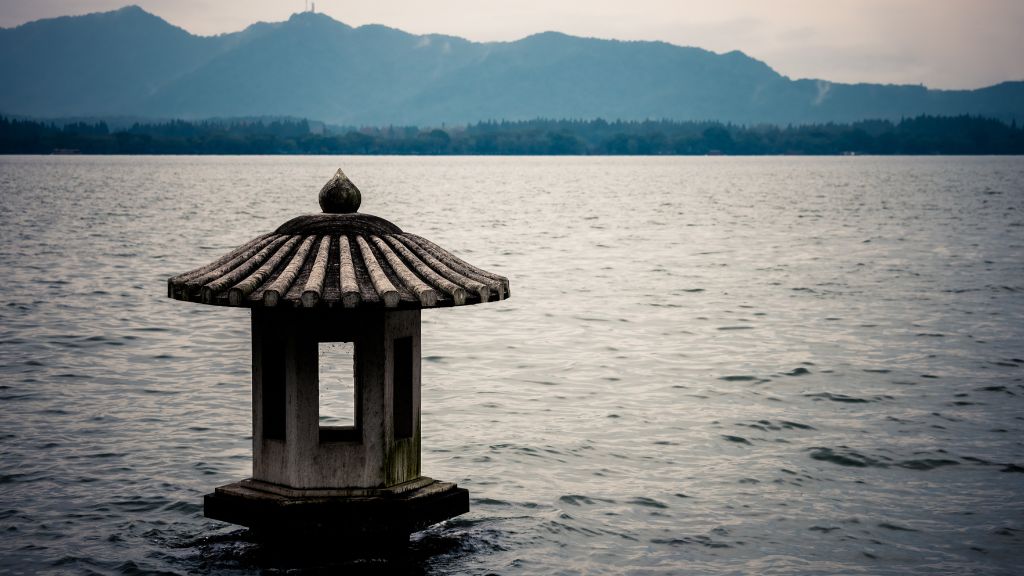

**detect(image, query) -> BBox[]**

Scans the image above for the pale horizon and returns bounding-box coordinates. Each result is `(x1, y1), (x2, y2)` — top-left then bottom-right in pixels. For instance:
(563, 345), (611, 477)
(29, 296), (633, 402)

(1, 0), (1023, 90)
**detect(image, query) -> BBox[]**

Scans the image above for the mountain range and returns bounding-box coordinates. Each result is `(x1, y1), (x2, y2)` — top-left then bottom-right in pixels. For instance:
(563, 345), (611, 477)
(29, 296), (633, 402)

(1, 5), (1022, 126)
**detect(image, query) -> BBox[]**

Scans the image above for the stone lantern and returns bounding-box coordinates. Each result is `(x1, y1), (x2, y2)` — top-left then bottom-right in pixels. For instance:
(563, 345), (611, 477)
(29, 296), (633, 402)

(166, 169), (509, 548)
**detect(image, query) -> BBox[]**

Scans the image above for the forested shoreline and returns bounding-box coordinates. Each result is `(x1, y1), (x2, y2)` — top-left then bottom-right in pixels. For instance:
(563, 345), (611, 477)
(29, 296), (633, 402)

(1, 115), (1021, 155)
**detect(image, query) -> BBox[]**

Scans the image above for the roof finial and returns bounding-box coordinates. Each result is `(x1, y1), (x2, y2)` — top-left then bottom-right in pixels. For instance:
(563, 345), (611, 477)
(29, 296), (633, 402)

(319, 168), (361, 214)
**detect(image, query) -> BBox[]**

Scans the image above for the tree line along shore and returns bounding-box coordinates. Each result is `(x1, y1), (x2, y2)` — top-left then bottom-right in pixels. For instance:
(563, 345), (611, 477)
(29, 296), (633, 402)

(1, 115), (1021, 155)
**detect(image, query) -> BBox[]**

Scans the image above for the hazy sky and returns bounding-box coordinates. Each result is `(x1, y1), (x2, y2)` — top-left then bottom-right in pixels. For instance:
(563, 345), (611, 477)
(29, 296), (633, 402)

(2, 0), (1022, 89)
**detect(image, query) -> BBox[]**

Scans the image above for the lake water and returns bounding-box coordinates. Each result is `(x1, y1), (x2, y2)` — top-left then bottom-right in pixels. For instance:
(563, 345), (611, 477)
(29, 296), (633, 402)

(1, 155), (1023, 575)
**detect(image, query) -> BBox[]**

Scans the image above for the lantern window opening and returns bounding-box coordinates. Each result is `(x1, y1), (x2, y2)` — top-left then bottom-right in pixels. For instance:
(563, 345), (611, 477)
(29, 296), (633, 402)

(318, 340), (361, 443)
(392, 336), (414, 440)
(261, 333), (286, 441)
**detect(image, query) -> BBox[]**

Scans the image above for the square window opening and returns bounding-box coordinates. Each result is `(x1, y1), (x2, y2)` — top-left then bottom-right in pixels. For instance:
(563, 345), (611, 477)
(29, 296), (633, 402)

(319, 341), (359, 442)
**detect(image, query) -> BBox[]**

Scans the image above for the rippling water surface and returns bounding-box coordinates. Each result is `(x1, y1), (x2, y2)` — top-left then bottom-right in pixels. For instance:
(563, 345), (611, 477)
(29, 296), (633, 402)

(1, 156), (1023, 575)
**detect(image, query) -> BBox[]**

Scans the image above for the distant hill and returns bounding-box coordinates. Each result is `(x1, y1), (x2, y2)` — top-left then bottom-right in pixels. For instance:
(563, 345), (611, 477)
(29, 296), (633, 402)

(2, 5), (1022, 125)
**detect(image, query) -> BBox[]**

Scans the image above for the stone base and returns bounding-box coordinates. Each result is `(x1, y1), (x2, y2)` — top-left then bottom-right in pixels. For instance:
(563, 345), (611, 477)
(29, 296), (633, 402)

(204, 476), (469, 549)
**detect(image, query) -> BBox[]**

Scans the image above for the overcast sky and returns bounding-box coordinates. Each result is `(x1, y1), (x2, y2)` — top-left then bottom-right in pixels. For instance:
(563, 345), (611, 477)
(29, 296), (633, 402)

(2, 0), (1022, 89)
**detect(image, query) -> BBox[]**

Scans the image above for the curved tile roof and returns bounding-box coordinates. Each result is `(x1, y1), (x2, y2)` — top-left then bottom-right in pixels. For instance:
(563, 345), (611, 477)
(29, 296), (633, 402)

(167, 170), (509, 310)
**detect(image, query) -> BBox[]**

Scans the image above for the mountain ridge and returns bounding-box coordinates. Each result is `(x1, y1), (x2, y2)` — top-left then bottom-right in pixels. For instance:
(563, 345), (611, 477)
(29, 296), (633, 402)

(1, 6), (1021, 125)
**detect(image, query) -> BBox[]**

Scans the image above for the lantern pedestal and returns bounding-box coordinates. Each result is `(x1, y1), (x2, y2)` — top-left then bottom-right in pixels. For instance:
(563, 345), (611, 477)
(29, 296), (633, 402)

(204, 476), (468, 547)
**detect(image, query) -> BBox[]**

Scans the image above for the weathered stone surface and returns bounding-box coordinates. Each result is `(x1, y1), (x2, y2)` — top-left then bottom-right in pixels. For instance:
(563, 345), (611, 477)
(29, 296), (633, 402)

(204, 477), (469, 542)
(166, 169), (510, 310)
(167, 168), (505, 559)
(319, 168), (362, 214)
(166, 231), (508, 309)
(251, 308), (421, 489)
